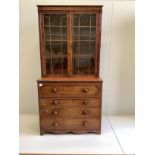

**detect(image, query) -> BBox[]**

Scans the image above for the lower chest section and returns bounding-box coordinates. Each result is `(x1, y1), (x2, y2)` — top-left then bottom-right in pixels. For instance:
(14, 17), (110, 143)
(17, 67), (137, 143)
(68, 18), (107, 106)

(37, 80), (102, 134)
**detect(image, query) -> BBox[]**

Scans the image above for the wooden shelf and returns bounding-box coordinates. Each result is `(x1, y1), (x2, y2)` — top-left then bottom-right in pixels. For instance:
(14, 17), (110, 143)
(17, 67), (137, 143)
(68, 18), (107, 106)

(44, 25), (67, 27)
(46, 55), (67, 59)
(74, 26), (96, 27)
(73, 40), (96, 41)
(73, 55), (95, 57)
(45, 40), (67, 42)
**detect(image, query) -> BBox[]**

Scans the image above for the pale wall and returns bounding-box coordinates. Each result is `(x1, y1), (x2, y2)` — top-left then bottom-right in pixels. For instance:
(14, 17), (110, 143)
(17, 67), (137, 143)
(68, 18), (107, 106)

(19, 0), (135, 115)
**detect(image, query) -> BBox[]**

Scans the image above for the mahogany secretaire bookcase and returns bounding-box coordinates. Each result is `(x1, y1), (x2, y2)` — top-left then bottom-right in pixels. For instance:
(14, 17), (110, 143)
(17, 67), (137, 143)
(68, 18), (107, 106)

(37, 5), (103, 135)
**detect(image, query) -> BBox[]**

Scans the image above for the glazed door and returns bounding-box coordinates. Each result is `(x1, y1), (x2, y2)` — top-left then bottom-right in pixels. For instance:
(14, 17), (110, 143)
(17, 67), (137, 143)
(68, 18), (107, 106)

(72, 13), (97, 76)
(39, 11), (99, 77)
(43, 13), (69, 76)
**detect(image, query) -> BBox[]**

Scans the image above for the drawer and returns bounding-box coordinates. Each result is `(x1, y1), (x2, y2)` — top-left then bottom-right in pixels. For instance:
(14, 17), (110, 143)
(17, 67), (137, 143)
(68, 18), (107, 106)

(38, 82), (100, 97)
(40, 98), (100, 108)
(41, 118), (100, 130)
(40, 107), (100, 118)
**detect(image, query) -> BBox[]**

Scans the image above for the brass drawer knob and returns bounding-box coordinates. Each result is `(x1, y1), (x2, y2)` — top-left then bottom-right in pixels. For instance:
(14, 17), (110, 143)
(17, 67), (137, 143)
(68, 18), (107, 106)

(82, 121), (88, 126)
(83, 100), (88, 105)
(53, 121), (58, 127)
(82, 110), (88, 115)
(52, 88), (57, 93)
(53, 110), (58, 115)
(83, 88), (89, 93)
(53, 100), (59, 105)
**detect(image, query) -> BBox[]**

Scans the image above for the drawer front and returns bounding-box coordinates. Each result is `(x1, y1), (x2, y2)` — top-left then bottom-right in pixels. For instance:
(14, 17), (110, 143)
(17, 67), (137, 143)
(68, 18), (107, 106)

(38, 83), (100, 97)
(40, 108), (100, 118)
(40, 98), (100, 108)
(41, 118), (100, 130)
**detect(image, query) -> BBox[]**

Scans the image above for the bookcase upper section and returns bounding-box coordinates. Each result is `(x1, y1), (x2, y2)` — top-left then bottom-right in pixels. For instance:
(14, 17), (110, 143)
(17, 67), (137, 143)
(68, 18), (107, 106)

(38, 6), (102, 77)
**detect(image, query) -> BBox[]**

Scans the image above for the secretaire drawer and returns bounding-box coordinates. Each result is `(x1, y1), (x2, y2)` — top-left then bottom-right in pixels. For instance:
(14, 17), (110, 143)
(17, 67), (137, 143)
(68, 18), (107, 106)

(38, 82), (101, 97)
(40, 98), (100, 108)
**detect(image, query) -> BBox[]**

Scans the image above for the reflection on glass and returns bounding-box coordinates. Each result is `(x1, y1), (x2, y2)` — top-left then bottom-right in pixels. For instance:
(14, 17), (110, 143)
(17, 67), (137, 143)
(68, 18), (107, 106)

(44, 14), (68, 75)
(46, 58), (67, 75)
(73, 57), (95, 75)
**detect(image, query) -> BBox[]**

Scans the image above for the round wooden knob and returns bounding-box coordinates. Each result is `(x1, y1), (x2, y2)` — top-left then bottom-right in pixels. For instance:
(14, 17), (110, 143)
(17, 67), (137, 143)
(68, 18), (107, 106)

(82, 110), (88, 115)
(83, 88), (89, 93)
(53, 100), (59, 105)
(53, 122), (58, 127)
(53, 110), (58, 115)
(82, 121), (88, 126)
(83, 100), (88, 105)
(52, 88), (57, 93)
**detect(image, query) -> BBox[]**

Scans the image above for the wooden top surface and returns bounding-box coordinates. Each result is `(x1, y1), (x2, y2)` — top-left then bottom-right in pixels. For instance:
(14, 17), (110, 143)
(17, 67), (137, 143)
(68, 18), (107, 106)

(37, 5), (103, 7)
(37, 77), (102, 82)
(37, 5), (103, 11)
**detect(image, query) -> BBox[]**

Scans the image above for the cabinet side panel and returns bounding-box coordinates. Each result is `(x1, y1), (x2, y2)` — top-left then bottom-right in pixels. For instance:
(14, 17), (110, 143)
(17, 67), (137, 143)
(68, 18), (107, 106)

(38, 11), (46, 76)
(96, 10), (102, 77)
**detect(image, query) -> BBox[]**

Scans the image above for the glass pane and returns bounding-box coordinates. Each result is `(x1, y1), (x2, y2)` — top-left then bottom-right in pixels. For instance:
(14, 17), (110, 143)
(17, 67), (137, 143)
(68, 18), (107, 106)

(51, 58), (62, 74)
(62, 41), (67, 55)
(80, 14), (90, 26)
(73, 14), (96, 26)
(90, 41), (96, 54)
(79, 41), (90, 55)
(44, 14), (67, 26)
(50, 27), (61, 35)
(91, 27), (96, 35)
(76, 58), (89, 74)
(62, 58), (67, 74)
(46, 59), (51, 74)
(73, 57), (95, 75)
(51, 58), (67, 74)
(73, 14), (96, 75)
(74, 15), (79, 26)
(91, 14), (96, 26)
(73, 41), (79, 55)
(80, 27), (90, 35)
(44, 14), (68, 75)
